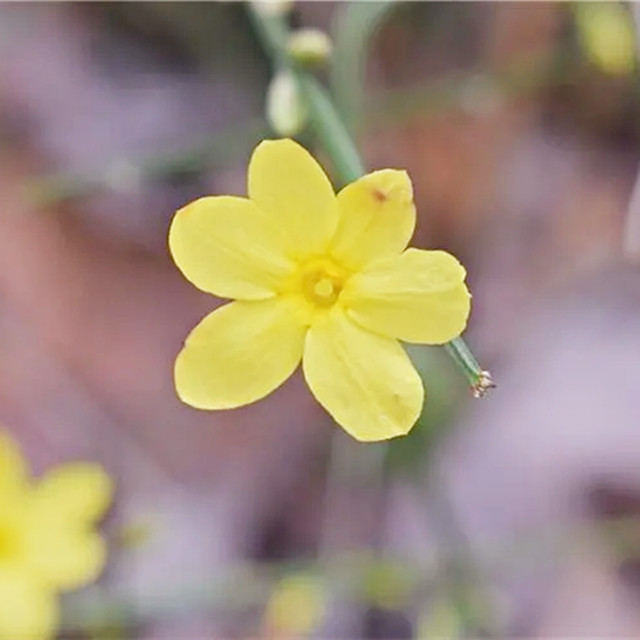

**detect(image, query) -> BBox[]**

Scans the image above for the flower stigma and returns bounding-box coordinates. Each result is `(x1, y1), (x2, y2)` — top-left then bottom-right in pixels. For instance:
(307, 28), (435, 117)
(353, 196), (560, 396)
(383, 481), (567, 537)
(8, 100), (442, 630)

(297, 257), (349, 308)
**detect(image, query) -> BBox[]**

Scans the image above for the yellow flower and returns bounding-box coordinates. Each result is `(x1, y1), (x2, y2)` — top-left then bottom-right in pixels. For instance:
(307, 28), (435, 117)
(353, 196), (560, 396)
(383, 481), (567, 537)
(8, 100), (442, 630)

(169, 139), (470, 441)
(575, 2), (636, 77)
(0, 431), (112, 640)
(263, 572), (324, 637)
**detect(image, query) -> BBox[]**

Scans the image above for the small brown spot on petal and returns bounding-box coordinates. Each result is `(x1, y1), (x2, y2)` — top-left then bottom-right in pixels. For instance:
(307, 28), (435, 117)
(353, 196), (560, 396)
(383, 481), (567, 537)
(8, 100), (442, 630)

(372, 188), (388, 203)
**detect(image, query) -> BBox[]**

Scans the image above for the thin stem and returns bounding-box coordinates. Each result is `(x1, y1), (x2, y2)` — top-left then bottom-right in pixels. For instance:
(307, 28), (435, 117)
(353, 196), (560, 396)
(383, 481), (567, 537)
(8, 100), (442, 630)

(246, 3), (290, 69)
(317, 434), (389, 637)
(248, 8), (499, 637)
(330, 2), (398, 133)
(424, 475), (500, 638)
(248, 4), (494, 394)
(444, 338), (496, 398)
(296, 74), (365, 184)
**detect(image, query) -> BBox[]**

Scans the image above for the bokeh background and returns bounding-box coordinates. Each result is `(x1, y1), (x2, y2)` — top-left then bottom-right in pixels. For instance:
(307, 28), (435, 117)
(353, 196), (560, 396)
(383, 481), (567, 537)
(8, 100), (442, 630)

(1, 1), (640, 637)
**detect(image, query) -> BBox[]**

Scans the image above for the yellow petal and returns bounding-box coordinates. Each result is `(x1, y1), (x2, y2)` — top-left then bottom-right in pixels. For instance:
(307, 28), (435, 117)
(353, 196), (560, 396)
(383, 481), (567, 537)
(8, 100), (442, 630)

(23, 466), (111, 590)
(169, 196), (294, 300)
(330, 169), (416, 270)
(302, 310), (423, 442)
(34, 463), (113, 523)
(0, 431), (27, 497)
(248, 139), (338, 258)
(0, 571), (59, 640)
(24, 525), (107, 591)
(342, 248), (471, 344)
(175, 298), (307, 409)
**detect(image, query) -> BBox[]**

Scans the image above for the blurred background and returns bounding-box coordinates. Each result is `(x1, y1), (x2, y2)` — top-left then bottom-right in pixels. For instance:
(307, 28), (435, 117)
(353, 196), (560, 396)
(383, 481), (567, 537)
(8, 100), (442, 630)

(1, 1), (640, 637)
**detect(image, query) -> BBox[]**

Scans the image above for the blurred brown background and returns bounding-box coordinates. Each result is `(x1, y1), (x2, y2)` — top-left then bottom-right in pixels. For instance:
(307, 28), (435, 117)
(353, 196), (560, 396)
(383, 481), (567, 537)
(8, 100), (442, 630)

(0, 2), (639, 638)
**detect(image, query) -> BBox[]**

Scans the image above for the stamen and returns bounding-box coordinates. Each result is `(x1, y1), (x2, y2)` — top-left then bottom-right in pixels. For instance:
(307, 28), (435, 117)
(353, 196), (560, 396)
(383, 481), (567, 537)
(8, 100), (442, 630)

(314, 278), (335, 299)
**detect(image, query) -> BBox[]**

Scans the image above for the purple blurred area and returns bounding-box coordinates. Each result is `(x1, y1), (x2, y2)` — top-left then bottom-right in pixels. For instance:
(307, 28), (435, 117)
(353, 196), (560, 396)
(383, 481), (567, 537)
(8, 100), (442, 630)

(0, 2), (639, 638)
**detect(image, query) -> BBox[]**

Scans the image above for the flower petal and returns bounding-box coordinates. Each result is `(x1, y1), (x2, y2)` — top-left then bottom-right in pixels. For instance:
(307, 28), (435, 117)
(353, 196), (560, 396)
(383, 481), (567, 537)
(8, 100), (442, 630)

(24, 525), (107, 591)
(302, 310), (423, 442)
(34, 463), (113, 523)
(23, 466), (111, 590)
(0, 571), (59, 640)
(248, 139), (338, 258)
(342, 248), (471, 344)
(169, 196), (294, 300)
(330, 169), (416, 270)
(175, 297), (307, 409)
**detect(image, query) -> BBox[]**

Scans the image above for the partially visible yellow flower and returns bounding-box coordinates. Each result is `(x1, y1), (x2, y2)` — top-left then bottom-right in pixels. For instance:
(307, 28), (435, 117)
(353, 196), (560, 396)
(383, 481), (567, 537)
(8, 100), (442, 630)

(169, 139), (470, 441)
(0, 431), (112, 640)
(575, 2), (636, 77)
(416, 596), (463, 640)
(262, 573), (324, 638)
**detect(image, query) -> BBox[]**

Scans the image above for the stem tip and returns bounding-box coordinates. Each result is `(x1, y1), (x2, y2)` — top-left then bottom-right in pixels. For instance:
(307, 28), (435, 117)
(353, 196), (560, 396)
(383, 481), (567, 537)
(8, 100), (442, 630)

(472, 371), (496, 398)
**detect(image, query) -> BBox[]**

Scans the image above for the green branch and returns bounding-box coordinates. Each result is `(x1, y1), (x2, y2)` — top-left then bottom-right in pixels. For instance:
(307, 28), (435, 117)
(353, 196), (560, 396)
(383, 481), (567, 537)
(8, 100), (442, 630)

(248, 2), (494, 395)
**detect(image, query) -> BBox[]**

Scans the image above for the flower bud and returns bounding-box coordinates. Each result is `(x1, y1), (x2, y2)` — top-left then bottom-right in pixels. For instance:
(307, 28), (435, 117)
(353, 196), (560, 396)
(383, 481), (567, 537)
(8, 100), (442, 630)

(249, 0), (294, 18)
(287, 28), (333, 68)
(266, 68), (308, 136)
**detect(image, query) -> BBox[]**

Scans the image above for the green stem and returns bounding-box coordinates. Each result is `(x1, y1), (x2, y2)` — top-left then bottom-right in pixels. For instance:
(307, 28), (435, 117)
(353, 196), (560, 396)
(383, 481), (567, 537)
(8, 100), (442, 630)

(296, 75), (365, 184)
(248, 3), (494, 395)
(246, 2), (290, 69)
(445, 338), (496, 398)
(424, 475), (500, 638)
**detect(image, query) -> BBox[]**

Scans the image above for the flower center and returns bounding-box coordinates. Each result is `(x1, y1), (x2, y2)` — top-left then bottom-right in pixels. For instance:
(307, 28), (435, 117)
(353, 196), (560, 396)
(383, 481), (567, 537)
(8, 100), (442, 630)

(298, 258), (348, 308)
